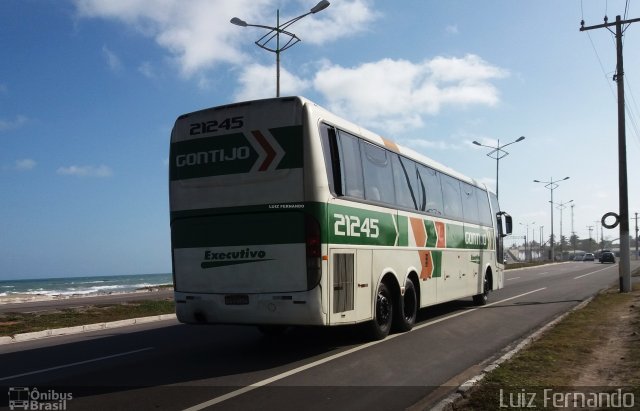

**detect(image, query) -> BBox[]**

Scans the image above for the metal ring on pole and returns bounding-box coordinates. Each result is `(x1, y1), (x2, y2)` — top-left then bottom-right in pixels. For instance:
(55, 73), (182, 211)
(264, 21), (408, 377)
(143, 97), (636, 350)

(601, 212), (620, 229)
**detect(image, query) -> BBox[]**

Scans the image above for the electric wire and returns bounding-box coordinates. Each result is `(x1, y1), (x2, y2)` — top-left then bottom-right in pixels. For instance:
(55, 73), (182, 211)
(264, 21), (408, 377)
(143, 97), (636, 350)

(582, 0), (640, 148)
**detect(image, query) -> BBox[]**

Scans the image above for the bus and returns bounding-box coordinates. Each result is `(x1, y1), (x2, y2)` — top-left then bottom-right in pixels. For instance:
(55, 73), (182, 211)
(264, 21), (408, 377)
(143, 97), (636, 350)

(169, 96), (512, 340)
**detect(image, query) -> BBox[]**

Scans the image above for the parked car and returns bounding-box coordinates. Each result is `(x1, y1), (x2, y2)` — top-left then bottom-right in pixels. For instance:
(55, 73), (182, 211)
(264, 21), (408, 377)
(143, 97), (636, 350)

(574, 254), (584, 261)
(599, 250), (616, 263)
(583, 253), (595, 261)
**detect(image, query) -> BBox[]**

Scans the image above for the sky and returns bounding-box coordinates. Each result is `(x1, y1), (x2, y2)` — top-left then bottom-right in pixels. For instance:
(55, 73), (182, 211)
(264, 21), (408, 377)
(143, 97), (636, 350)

(1, 0), (640, 279)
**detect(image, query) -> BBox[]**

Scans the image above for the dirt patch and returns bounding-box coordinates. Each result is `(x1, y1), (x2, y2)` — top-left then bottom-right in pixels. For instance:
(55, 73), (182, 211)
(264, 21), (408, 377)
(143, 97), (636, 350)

(570, 290), (640, 387)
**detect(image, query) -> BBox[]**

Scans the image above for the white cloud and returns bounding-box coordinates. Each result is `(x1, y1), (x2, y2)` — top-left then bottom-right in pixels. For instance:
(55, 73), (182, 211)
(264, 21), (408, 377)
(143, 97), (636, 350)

(73, 0), (376, 77)
(138, 61), (156, 79)
(290, 0), (379, 45)
(0, 115), (28, 132)
(232, 64), (311, 101)
(445, 24), (459, 35)
(404, 139), (465, 151)
(57, 165), (113, 178)
(102, 45), (123, 72)
(313, 55), (508, 133)
(15, 159), (37, 171)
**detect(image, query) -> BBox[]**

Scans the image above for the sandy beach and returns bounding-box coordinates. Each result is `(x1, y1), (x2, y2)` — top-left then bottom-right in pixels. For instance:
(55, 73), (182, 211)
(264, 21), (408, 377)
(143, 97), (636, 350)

(0, 286), (173, 306)
(0, 287), (173, 313)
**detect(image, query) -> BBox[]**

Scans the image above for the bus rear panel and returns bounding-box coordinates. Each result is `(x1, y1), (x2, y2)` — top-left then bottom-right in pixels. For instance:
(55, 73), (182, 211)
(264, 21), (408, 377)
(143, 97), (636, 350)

(170, 97), (327, 326)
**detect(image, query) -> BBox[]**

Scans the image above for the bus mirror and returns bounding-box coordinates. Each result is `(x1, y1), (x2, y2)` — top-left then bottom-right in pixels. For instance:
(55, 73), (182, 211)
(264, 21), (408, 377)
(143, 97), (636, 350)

(504, 214), (513, 235)
(497, 212), (512, 237)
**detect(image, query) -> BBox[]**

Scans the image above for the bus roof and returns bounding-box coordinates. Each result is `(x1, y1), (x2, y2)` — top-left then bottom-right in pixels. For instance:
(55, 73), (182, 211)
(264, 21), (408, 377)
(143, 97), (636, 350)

(177, 96), (491, 194)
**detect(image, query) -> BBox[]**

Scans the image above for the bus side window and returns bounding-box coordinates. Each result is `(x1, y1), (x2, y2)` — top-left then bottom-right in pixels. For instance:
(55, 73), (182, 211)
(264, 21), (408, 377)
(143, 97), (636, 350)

(391, 155), (417, 210)
(319, 123), (342, 196)
(461, 182), (480, 223)
(361, 141), (395, 204)
(417, 165), (444, 216)
(441, 174), (464, 220)
(336, 130), (365, 199)
(476, 187), (493, 226)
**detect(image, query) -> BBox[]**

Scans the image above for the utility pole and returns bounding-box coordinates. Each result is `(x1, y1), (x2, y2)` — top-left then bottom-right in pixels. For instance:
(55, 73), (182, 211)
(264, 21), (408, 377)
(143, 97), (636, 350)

(587, 226), (594, 253)
(635, 212), (639, 260)
(571, 204), (576, 253)
(580, 14), (639, 292)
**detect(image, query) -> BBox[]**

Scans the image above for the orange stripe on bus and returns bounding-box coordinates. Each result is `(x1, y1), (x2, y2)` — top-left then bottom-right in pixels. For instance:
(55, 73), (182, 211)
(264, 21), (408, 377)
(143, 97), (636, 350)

(410, 217), (426, 247)
(381, 137), (400, 153)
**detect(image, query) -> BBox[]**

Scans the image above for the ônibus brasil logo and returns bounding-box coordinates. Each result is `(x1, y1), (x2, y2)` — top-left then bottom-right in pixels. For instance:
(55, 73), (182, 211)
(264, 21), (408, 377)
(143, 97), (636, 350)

(201, 248), (272, 269)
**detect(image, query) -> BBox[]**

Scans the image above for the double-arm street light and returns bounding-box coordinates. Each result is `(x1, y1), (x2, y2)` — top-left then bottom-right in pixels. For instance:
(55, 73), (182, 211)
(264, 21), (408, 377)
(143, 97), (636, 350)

(552, 199), (574, 260)
(520, 221), (536, 262)
(472, 136), (525, 200)
(534, 176), (570, 261)
(231, 0), (330, 97)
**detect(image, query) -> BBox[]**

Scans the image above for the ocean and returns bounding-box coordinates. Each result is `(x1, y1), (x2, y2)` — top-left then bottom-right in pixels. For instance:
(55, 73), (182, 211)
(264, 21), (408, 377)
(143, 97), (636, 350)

(0, 273), (173, 298)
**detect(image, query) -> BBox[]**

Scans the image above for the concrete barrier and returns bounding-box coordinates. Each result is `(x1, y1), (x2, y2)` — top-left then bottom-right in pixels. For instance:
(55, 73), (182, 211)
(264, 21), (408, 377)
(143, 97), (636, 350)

(1, 313), (177, 345)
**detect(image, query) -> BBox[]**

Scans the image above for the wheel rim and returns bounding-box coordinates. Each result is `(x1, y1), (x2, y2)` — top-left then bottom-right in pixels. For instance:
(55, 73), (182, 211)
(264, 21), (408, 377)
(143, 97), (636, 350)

(377, 290), (391, 326)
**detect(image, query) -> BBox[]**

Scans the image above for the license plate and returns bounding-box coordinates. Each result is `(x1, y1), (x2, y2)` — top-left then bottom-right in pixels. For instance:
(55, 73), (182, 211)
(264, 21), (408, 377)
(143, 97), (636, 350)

(225, 294), (249, 305)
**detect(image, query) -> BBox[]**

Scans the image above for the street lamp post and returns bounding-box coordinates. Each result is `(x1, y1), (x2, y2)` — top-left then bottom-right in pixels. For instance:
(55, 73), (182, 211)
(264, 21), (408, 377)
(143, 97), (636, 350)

(539, 225), (544, 261)
(551, 199), (574, 261)
(472, 136), (525, 200)
(520, 221), (536, 262)
(231, 0), (330, 97)
(534, 177), (570, 261)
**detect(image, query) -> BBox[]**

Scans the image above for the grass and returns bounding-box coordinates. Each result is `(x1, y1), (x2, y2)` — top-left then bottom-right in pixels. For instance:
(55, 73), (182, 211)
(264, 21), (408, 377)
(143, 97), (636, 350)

(0, 299), (175, 337)
(455, 267), (640, 410)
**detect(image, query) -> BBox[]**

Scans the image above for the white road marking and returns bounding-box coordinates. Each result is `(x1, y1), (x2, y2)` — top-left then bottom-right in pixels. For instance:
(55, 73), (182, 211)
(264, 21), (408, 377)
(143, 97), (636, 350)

(0, 347), (154, 382)
(182, 287), (547, 411)
(574, 265), (616, 279)
(506, 277), (521, 281)
(538, 272), (549, 275)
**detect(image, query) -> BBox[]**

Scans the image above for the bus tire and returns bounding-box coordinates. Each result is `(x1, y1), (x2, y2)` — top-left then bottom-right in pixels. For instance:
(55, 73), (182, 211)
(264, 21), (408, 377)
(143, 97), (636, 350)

(395, 279), (417, 332)
(473, 274), (490, 306)
(367, 281), (393, 340)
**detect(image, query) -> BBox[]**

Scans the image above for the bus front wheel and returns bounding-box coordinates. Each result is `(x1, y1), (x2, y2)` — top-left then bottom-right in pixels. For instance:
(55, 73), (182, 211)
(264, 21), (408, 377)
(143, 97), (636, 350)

(473, 274), (490, 306)
(367, 281), (393, 340)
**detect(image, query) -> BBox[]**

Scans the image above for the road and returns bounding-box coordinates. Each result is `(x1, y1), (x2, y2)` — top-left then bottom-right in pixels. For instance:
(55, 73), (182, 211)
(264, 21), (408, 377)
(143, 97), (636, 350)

(1, 261), (638, 411)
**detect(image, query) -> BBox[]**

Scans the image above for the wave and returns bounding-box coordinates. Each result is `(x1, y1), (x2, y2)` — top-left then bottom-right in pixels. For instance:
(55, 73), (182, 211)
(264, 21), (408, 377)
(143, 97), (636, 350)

(0, 273), (173, 297)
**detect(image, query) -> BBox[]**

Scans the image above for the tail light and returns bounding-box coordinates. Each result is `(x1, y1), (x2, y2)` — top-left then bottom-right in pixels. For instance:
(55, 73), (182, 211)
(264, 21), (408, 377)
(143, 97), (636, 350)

(305, 214), (322, 289)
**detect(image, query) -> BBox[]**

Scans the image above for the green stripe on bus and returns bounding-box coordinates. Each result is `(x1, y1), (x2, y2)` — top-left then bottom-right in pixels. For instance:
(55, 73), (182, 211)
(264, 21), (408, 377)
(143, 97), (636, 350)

(328, 204), (397, 246)
(446, 224), (465, 249)
(431, 250), (442, 278)
(425, 220), (438, 248)
(272, 125), (303, 170)
(397, 215), (408, 247)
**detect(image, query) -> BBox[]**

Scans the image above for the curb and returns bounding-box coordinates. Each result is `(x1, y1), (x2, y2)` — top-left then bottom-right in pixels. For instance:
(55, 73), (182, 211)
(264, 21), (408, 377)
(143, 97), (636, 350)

(428, 296), (595, 411)
(0, 313), (177, 345)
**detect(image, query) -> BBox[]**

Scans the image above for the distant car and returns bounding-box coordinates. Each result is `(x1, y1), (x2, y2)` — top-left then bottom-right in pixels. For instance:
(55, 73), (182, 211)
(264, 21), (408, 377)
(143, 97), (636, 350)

(599, 251), (616, 263)
(583, 253), (595, 261)
(573, 254), (584, 261)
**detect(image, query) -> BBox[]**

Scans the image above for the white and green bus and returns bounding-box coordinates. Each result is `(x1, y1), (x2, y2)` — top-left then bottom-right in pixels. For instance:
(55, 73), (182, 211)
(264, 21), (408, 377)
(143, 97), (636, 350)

(169, 96), (512, 339)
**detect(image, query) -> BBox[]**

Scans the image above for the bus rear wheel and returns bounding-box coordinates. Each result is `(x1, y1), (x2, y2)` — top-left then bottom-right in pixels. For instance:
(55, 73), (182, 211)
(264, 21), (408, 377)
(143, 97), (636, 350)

(366, 281), (393, 340)
(395, 279), (417, 332)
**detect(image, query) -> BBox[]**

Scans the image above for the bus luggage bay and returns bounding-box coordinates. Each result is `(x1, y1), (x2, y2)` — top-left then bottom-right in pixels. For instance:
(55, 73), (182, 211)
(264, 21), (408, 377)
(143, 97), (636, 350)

(169, 96), (512, 339)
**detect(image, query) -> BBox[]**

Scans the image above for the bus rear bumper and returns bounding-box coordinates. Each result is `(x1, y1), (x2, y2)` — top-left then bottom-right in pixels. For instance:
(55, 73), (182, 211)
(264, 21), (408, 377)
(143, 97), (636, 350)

(174, 287), (326, 326)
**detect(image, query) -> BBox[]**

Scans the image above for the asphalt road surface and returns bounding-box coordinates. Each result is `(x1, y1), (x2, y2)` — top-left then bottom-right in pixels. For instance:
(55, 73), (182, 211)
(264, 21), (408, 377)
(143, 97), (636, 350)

(1, 261), (638, 411)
